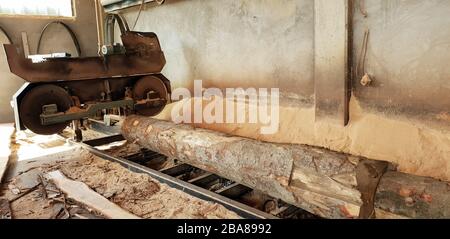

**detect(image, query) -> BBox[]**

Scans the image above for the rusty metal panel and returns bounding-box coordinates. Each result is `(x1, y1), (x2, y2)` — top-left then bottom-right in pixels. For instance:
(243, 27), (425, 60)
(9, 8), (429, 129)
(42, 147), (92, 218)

(4, 43), (166, 83)
(3, 30), (166, 83)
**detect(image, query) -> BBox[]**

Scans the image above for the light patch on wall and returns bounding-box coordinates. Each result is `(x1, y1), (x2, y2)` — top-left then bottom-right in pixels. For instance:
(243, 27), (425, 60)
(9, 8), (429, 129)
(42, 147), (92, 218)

(0, 0), (73, 17)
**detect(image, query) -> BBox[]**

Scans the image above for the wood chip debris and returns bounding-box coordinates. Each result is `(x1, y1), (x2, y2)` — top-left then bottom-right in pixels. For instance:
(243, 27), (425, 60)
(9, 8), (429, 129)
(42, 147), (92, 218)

(0, 150), (240, 219)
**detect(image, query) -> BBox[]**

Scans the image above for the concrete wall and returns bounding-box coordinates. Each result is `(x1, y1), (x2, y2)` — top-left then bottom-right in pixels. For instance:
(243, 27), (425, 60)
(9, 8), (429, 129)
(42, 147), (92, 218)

(121, 0), (450, 181)
(352, 0), (450, 128)
(0, 0), (98, 123)
(122, 0), (315, 103)
(122, 0), (449, 128)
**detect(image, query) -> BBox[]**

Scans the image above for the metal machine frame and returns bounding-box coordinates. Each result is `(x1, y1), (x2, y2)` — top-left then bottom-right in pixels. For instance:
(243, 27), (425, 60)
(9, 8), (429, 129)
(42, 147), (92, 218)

(5, 14), (171, 139)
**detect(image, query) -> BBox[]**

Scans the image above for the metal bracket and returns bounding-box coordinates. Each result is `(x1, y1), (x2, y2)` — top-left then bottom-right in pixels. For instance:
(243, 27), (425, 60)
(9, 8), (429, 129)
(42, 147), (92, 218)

(42, 104), (58, 115)
(104, 114), (122, 126)
(356, 159), (389, 219)
(40, 98), (166, 126)
(101, 0), (165, 12)
(40, 99), (135, 126)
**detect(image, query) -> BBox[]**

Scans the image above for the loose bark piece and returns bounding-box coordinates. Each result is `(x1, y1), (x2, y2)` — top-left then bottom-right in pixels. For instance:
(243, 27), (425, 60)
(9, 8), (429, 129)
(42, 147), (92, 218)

(357, 160), (389, 219)
(376, 171), (450, 219)
(46, 170), (140, 219)
(0, 198), (12, 219)
(122, 116), (450, 219)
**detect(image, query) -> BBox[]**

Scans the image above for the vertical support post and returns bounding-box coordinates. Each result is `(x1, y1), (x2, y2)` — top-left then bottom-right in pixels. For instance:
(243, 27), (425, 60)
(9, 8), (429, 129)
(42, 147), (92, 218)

(21, 32), (30, 58)
(314, 0), (350, 125)
(95, 0), (105, 55)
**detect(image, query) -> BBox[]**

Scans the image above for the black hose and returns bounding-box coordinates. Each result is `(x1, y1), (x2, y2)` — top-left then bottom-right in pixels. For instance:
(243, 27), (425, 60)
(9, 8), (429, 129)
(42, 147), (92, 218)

(104, 13), (130, 46)
(36, 21), (82, 56)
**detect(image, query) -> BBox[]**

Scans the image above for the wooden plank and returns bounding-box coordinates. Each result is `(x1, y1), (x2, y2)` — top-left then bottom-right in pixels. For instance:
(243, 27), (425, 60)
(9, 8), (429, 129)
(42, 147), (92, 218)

(0, 124), (15, 183)
(21, 32), (30, 57)
(314, 0), (350, 125)
(46, 170), (140, 219)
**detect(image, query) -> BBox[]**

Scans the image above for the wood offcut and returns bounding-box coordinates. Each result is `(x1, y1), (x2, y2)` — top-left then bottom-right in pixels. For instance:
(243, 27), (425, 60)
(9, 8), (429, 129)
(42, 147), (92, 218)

(46, 170), (140, 219)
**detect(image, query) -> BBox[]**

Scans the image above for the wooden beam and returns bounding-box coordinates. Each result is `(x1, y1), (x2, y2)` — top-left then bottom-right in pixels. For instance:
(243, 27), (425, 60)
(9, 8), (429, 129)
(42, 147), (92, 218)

(95, 0), (105, 55)
(314, 0), (350, 125)
(46, 170), (140, 219)
(21, 32), (30, 57)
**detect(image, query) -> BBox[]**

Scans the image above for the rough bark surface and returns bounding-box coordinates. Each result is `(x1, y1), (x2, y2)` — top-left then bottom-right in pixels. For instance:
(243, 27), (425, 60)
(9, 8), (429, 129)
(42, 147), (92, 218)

(122, 116), (450, 219)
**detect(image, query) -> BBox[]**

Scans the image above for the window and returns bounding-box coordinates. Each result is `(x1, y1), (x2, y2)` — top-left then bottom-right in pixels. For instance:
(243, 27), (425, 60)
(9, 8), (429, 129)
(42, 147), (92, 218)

(0, 0), (74, 17)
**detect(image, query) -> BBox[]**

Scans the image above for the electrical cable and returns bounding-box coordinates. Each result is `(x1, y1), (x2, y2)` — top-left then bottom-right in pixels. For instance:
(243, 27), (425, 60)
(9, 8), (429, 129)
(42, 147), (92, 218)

(37, 21), (82, 56)
(0, 25), (13, 44)
(356, 29), (370, 79)
(132, 0), (146, 30)
(104, 13), (130, 45)
(131, 0), (165, 30)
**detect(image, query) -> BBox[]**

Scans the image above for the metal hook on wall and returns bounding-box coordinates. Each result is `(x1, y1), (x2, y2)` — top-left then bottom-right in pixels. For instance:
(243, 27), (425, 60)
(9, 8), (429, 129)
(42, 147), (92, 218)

(357, 29), (372, 86)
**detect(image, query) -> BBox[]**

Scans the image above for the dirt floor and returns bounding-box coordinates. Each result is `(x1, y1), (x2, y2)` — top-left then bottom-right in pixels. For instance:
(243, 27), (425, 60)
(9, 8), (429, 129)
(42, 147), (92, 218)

(56, 154), (240, 219)
(0, 132), (241, 219)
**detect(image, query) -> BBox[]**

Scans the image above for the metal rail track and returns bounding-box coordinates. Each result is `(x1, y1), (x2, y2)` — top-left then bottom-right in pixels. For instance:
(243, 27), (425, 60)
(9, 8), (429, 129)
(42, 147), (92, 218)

(64, 134), (277, 219)
(61, 121), (317, 219)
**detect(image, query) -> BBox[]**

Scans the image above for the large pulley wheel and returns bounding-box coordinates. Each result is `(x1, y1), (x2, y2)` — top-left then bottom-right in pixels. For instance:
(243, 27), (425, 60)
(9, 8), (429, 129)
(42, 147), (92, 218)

(19, 85), (73, 135)
(133, 76), (169, 116)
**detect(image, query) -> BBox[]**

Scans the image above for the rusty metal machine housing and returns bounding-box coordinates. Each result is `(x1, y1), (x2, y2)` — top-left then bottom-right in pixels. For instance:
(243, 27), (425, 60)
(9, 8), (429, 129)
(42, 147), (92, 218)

(5, 14), (171, 138)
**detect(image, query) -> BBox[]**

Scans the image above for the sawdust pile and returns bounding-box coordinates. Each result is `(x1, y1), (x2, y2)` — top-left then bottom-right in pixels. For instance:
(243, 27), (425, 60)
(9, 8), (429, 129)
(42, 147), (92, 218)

(57, 154), (240, 219)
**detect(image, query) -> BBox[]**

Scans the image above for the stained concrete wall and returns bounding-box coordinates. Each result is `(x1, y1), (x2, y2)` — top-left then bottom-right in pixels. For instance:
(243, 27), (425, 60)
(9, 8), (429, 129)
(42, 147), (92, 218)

(121, 0), (315, 103)
(352, 0), (450, 128)
(121, 0), (450, 181)
(0, 0), (98, 123)
(122, 0), (449, 128)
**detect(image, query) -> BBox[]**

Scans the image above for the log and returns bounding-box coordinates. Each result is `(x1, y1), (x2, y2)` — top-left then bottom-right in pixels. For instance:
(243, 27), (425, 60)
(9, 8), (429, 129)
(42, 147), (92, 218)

(46, 170), (140, 219)
(122, 115), (450, 219)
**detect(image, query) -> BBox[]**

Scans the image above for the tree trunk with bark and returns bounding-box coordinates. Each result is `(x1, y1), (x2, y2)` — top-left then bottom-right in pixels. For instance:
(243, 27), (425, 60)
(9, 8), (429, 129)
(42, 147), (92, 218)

(122, 115), (450, 219)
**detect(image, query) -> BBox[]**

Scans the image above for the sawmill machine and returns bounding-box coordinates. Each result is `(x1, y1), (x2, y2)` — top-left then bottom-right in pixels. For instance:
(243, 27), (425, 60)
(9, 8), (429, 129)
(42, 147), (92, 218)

(4, 14), (170, 140)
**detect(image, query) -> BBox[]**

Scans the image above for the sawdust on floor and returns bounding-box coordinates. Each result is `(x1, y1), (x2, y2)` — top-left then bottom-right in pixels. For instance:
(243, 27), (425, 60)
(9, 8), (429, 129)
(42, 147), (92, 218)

(1, 148), (240, 219)
(54, 154), (240, 219)
(1, 168), (105, 219)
